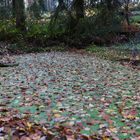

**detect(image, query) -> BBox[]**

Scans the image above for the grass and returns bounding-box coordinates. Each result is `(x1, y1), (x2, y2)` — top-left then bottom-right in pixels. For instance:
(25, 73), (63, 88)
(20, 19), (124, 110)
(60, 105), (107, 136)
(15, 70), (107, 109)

(85, 40), (140, 65)
(130, 14), (140, 23)
(85, 44), (131, 61)
(131, 15), (140, 22)
(130, 10), (140, 25)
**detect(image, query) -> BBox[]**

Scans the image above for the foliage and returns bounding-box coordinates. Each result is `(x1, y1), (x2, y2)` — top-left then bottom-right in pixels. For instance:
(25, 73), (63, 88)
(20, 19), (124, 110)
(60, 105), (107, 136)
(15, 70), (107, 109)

(48, 0), (123, 41)
(0, 0), (140, 47)
(0, 6), (12, 19)
(28, 0), (43, 19)
(26, 20), (49, 37)
(94, 1), (122, 35)
(71, 16), (97, 37)
(0, 19), (22, 41)
(130, 14), (140, 24)
(48, 11), (70, 36)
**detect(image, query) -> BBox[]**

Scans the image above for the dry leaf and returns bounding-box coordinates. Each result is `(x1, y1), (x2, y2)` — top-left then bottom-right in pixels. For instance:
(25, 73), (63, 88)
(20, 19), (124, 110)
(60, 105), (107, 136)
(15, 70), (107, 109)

(54, 114), (61, 118)
(11, 135), (20, 140)
(20, 136), (31, 140)
(26, 122), (32, 131)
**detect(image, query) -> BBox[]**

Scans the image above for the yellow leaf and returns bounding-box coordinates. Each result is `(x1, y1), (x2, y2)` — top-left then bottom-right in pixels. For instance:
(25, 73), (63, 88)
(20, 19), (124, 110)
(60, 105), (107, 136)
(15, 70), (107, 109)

(17, 127), (26, 131)
(52, 109), (58, 113)
(54, 114), (61, 118)
(106, 109), (114, 113)
(109, 126), (117, 132)
(101, 135), (110, 140)
(125, 115), (135, 119)
(26, 122), (32, 131)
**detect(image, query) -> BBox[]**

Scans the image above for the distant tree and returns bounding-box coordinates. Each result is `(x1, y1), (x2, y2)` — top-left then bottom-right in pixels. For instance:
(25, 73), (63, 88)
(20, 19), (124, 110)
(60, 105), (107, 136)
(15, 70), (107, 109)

(38, 0), (45, 11)
(12, 0), (16, 18)
(30, 0), (41, 19)
(58, 0), (66, 10)
(0, 0), (12, 19)
(50, 0), (66, 20)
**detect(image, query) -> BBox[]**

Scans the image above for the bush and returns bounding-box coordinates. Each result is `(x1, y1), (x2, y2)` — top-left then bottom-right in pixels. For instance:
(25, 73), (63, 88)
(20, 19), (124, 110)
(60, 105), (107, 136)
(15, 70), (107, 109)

(26, 20), (49, 37)
(0, 19), (22, 41)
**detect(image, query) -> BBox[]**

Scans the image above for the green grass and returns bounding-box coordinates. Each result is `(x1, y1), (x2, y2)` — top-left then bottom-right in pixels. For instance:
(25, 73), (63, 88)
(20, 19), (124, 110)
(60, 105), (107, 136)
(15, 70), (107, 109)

(130, 15), (140, 23)
(86, 41), (140, 61)
(112, 41), (140, 49)
(86, 44), (130, 61)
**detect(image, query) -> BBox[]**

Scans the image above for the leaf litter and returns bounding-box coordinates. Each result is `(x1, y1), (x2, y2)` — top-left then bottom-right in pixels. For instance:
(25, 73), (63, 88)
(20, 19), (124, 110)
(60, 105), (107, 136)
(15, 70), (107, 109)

(0, 51), (140, 140)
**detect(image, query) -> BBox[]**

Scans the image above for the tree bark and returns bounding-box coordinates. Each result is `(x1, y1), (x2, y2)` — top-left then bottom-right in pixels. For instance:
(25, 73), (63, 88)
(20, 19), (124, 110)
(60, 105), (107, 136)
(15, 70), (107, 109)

(74, 0), (84, 21)
(124, 0), (130, 25)
(12, 0), (16, 18)
(15, 0), (26, 31)
(58, 0), (66, 9)
(125, 5), (130, 25)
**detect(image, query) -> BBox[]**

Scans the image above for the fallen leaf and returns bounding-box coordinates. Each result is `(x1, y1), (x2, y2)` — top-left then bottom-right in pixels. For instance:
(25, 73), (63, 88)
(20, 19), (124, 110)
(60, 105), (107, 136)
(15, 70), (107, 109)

(12, 135), (20, 140)
(20, 136), (31, 140)
(124, 115), (135, 119)
(54, 114), (61, 118)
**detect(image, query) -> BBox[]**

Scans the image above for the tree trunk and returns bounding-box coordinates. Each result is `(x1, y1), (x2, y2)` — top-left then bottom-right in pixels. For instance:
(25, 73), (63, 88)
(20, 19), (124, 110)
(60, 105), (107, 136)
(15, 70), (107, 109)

(124, 0), (130, 25)
(58, 0), (65, 9)
(12, 0), (16, 18)
(15, 0), (26, 31)
(74, 0), (84, 21)
(125, 5), (130, 25)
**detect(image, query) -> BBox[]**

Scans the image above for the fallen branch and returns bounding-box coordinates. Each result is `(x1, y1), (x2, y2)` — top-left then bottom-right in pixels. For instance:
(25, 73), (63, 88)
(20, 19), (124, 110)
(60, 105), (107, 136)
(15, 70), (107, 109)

(0, 63), (19, 67)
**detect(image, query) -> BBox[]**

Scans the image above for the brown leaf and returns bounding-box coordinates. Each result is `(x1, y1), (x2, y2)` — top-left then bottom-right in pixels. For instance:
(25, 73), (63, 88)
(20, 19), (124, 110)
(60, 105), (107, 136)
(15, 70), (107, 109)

(63, 128), (73, 135)
(101, 113), (110, 121)
(20, 136), (31, 140)
(12, 135), (20, 140)
(29, 133), (40, 140)
(79, 135), (89, 140)
(26, 122), (32, 131)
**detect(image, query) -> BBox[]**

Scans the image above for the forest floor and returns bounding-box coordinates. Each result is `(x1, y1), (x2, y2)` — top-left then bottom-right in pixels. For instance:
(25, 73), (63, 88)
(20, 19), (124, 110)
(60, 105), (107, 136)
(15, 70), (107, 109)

(0, 51), (140, 140)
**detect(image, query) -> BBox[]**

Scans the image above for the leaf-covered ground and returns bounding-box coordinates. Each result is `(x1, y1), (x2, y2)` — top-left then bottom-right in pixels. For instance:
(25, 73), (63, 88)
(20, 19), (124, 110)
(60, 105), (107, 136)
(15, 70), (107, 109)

(0, 52), (140, 139)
